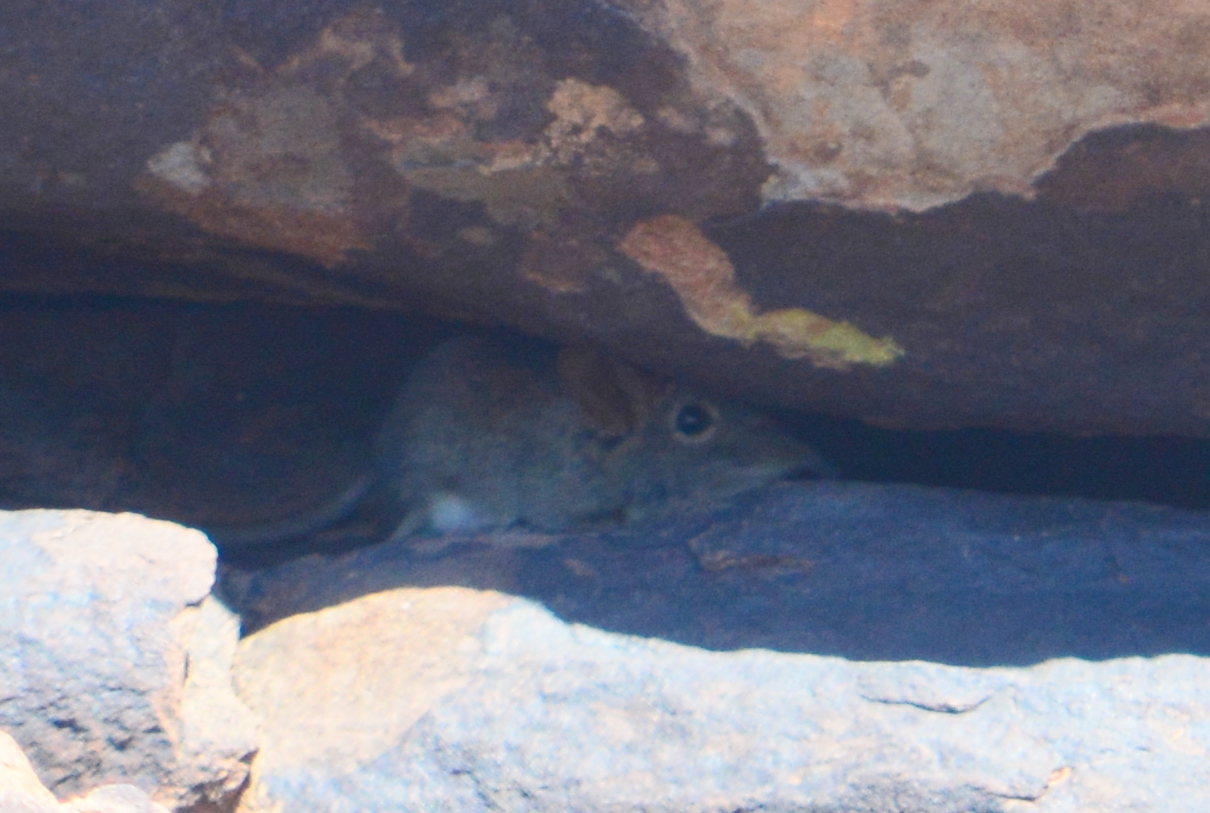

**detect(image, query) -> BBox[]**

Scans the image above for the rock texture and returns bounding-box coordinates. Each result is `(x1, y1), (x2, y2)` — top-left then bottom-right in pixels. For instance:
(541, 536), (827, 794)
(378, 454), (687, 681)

(2, 486), (1210, 810)
(0, 729), (60, 813)
(2, 3), (1210, 436)
(0, 510), (256, 811)
(223, 480), (1210, 664)
(221, 480), (1210, 811)
(230, 593), (1210, 812)
(1, 731), (170, 813)
(612, 0), (1210, 211)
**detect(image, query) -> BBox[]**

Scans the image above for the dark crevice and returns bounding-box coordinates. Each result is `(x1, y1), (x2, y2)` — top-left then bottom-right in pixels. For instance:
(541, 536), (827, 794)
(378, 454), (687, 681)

(782, 412), (1210, 511)
(0, 291), (1208, 545)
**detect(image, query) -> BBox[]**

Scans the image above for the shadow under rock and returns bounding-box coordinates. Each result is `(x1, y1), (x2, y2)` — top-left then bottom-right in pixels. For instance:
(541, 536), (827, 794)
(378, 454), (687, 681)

(217, 480), (1210, 667)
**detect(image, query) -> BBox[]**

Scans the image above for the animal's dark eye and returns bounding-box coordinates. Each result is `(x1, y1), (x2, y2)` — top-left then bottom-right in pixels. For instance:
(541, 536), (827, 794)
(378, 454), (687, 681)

(674, 402), (716, 440)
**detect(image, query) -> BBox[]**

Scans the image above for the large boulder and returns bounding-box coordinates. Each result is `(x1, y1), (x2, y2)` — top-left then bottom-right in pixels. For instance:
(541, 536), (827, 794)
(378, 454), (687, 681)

(0, 510), (256, 811)
(221, 480), (1210, 811)
(2, 1), (1210, 435)
(0, 729), (170, 813)
(231, 591), (1210, 812)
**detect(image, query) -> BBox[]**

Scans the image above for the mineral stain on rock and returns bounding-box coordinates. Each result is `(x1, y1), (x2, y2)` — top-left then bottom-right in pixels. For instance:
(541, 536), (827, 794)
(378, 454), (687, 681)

(619, 213), (905, 369)
(6, 0), (1209, 441)
(136, 4), (771, 283)
(610, 0), (1210, 210)
(138, 9), (411, 268)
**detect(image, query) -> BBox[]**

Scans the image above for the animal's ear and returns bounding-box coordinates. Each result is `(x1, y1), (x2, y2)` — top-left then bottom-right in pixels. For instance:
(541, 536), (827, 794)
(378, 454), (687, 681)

(556, 344), (669, 438)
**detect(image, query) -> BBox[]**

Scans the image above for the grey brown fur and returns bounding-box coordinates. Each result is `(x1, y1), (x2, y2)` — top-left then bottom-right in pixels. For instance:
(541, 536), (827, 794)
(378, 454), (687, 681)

(214, 334), (829, 547)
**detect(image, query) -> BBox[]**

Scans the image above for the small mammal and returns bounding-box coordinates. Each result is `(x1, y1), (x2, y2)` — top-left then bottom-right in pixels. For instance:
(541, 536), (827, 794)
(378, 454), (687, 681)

(214, 333), (830, 547)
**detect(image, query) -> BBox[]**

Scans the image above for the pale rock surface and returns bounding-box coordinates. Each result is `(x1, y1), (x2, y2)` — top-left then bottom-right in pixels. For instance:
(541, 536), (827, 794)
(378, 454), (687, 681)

(0, 510), (257, 811)
(59, 783), (170, 813)
(232, 586), (1210, 812)
(0, 728), (58, 813)
(614, 0), (1210, 210)
(0, 730), (168, 813)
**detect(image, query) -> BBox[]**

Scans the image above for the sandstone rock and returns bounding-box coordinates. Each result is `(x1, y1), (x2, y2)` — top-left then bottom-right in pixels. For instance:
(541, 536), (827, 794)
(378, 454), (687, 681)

(232, 586), (513, 812)
(231, 590), (1210, 812)
(3, 3), (1210, 436)
(0, 510), (256, 811)
(59, 783), (170, 813)
(1, 729), (169, 813)
(610, 0), (1210, 212)
(0, 728), (58, 813)
(223, 480), (1210, 663)
(221, 481), (1210, 811)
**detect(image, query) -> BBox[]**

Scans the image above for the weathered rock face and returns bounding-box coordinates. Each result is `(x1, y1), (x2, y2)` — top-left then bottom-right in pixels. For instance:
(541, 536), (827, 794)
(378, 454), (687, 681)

(4, 486), (1210, 810)
(610, 0), (1210, 212)
(1, 730), (170, 813)
(2, 1), (1210, 436)
(239, 591), (1048, 812)
(0, 729), (61, 813)
(0, 511), (256, 811)
(222, 480), (1210, 664)
(216, 480), (1210, 810)
(226, 558), (1210, 810)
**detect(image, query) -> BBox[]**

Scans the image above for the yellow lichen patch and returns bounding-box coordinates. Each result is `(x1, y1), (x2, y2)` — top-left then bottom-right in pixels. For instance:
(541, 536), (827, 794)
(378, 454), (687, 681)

(619, 215), (904, 370)
(743, 307), (905, 367)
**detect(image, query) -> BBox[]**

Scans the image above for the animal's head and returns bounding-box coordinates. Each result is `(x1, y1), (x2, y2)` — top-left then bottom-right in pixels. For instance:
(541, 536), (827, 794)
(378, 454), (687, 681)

(556, 343), (831, 521)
